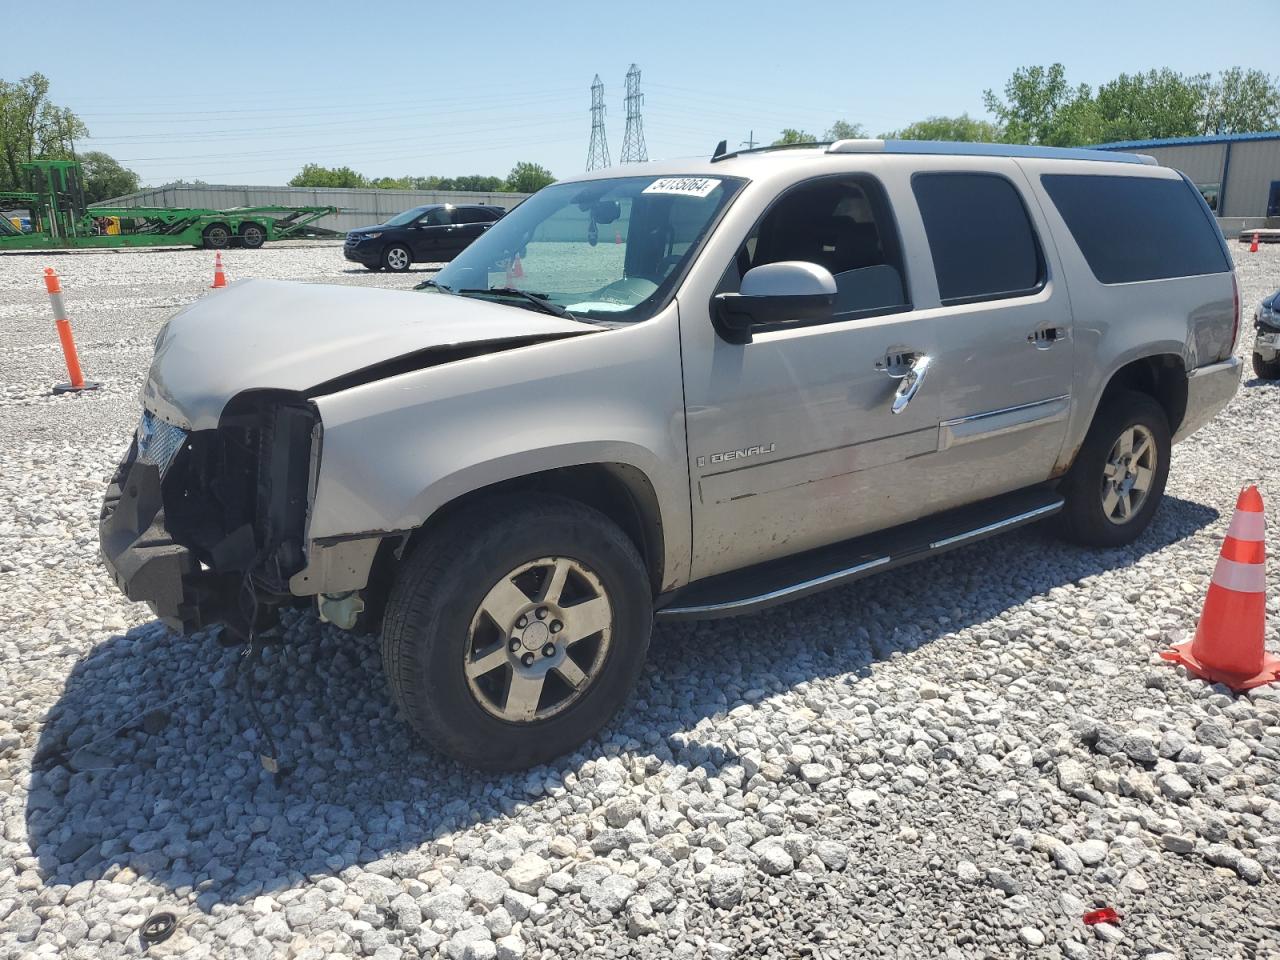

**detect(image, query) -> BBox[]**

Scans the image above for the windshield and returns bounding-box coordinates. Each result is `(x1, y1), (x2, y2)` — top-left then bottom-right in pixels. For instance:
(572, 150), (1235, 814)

(384, 205), (431, 227)
(431, 174), (745, 322)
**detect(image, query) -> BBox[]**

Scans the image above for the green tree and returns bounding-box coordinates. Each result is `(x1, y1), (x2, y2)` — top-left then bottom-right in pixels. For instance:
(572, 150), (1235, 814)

(287, 164), (369, 188)
(505, 161), (554, 193)
(0, 72), (87, 190)
(824, 120), (867, 141)
(881, 113), (1002, 142)
(1197, 67), (1280, 134)
(449, 174), (507, 192)
(368, 175), (413, 190)
(1093, 69), (1203, 142)
(79, 151), (139, 203)
(983, 63), (1098, 144)
(771, 128), (817, 145)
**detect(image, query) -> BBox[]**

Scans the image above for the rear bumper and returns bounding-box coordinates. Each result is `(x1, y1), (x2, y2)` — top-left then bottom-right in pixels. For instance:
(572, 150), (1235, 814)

(99, 449), (232, 632)
(1174, 356), (1242, 443)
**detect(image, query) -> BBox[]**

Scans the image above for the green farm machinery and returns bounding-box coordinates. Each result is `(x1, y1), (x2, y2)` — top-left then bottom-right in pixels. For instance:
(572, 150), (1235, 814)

(1, 160), (337, 252)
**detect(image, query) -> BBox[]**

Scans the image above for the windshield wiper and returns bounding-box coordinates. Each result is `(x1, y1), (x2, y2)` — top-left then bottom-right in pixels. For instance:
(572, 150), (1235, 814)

(457, 287), (573, 319)
(413, 278), (454, 293)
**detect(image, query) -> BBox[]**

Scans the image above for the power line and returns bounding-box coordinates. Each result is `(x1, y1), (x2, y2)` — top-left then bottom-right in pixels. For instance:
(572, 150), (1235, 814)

(619, 64), (648, 163)
(586, 75), (611, 171)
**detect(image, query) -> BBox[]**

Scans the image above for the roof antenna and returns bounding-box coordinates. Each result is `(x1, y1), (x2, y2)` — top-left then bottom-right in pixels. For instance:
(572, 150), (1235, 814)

(712, 139), (727, 160)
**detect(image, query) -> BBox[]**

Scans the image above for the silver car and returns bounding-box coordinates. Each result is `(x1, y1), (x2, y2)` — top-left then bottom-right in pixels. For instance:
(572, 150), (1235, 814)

(101, 140), (1242, 769)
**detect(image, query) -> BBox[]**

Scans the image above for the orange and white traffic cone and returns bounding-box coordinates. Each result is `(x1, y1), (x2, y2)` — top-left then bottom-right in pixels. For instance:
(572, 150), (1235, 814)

(43, 268), (100, 394)
(1250, 231), (1260, 254)
(511, 254), (524, 279)
(211, 252), (228, 288)
(1161, 485), (1280, 690)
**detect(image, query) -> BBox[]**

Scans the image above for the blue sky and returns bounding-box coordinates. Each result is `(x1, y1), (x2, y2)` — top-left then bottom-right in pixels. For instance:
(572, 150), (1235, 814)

(9, 0), (1278, 187)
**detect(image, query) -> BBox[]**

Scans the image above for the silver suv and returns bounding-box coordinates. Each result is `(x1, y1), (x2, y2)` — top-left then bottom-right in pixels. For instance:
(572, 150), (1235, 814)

(101, 140), (1242, 769)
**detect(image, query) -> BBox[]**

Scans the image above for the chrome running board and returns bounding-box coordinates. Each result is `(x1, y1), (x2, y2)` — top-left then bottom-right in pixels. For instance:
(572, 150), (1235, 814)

(657, 487), (1063, 620)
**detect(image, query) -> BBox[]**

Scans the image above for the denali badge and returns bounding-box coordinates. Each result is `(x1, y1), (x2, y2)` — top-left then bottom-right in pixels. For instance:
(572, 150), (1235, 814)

(697, 443), (776, 468)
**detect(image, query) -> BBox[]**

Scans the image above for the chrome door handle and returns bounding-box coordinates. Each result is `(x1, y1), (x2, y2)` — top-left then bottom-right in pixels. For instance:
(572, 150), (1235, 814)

(891, 355), (932, 414)
(1028, 326), (1068, 349)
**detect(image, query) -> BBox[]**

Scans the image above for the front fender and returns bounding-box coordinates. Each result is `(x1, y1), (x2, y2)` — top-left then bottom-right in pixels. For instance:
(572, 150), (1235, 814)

(306, 304), (691, 589)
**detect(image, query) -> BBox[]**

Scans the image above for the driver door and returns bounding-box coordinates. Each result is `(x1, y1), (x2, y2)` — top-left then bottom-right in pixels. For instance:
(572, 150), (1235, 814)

(411, 206), (452, 262)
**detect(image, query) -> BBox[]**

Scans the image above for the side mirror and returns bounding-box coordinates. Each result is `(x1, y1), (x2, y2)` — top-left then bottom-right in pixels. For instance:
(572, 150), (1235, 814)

(713, 261), (836, 344)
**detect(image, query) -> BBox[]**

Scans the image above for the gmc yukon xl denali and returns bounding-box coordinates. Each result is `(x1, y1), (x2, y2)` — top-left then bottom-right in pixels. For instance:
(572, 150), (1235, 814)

(101, 140), (1242, 769)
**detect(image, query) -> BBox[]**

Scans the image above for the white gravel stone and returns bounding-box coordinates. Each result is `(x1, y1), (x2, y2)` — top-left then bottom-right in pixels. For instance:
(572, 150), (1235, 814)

(1, 243), (1277, 960)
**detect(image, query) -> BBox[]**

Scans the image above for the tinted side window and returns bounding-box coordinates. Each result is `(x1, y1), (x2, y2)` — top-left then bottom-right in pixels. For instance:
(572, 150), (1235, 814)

(420, 207), (450, 226)
(912, 172), (1044, 306)
(1040, 174), (1230, 283)
(730, 175), (910, 322)
(453, 208), (491, 224)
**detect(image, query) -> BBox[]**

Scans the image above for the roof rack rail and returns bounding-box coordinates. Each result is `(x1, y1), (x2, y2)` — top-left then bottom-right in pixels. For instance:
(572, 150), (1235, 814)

(710, 141), (832, 163)
(709, 138), (1156, 166)
(825, 139), (1157, 165)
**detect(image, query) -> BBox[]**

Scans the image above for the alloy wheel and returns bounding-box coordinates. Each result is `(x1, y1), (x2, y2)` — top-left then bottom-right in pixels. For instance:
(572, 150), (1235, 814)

(1101, 424), (1157, 524)
(463, 557), (613, 722)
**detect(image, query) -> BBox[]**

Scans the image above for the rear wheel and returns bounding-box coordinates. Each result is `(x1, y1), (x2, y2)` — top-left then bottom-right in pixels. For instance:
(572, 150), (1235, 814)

(1054, 390), (1170, 547)
(1253, 351), (1280, 380)
(382, 244), (411, 272)
(202, 223), (231, 249)
(380, 495), (652, 770)
(239, 223), (266, 249)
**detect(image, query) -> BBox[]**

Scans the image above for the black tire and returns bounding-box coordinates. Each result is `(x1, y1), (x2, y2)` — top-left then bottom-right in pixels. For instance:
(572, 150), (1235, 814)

(1253, 351), (1280, 380)
(382, 244), (412, 272)
(239, 223), (267, 249)
(202, 223), (231, 249)
(1054, 389), (1171, 547)
(381, 495), (652, 770)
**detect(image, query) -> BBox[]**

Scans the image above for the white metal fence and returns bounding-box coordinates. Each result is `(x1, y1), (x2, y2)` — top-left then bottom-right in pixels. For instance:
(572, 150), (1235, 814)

(93, 184), (532, 233)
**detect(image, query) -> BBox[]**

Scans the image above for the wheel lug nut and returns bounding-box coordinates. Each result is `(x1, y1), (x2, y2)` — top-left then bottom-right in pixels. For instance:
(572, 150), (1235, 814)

(509, 639), (521, 652)
(516, 615), (528, 629)
(521, 652), (535, 667)
(550, 620), (563, 634)
(542, 643), (556, 658)
(535, 607), (548, 620)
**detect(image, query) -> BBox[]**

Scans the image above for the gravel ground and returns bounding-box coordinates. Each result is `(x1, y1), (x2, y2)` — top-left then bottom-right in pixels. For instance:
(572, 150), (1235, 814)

(1, 240), (1279, 960)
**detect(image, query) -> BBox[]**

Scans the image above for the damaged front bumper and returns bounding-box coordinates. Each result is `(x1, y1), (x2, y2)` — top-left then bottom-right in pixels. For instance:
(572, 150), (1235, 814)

(99, 447), (235, 633)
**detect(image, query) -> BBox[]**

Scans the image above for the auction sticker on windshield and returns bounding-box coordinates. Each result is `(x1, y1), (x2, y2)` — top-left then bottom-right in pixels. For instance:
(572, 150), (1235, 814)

(642, 177), (721, 198)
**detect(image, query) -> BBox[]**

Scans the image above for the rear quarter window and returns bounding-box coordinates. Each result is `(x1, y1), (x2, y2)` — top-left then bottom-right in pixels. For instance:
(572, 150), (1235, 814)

(1040, 174), (1229, 284)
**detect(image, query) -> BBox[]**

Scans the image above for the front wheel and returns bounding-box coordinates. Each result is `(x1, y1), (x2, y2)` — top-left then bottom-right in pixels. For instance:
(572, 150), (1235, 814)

(382, 244), (411, 272)
(1054, 390), (1171, 547)
(380, 495), (652, 770)
(1253, 351), (1280, 380)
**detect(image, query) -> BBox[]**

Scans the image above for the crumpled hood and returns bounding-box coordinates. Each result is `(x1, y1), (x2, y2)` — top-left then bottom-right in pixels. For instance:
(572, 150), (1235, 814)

(144, 278), (596, 430)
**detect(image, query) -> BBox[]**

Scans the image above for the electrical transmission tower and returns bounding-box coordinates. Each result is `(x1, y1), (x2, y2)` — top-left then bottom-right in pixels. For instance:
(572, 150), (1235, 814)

(619, 64), (648, 163)
(586, 74), (611, 170)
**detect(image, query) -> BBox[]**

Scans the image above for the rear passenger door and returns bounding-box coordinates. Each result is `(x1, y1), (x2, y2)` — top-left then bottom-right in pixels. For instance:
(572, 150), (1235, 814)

(904, 161), (1074, 509)
(453, 207), (497, 253)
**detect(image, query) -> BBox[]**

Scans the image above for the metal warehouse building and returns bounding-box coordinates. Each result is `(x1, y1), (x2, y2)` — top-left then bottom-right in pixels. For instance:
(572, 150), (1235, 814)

(1096, 132), (1280, 235)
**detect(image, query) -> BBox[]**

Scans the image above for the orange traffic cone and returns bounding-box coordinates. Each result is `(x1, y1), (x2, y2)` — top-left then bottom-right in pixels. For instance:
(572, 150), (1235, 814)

(211, 252), (227, 288)
(511, 254), (524, 279)
(1250, 231), (1260, 253)
(1161, 485), (1280, 690)
(615, 229), (622, 245)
